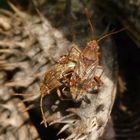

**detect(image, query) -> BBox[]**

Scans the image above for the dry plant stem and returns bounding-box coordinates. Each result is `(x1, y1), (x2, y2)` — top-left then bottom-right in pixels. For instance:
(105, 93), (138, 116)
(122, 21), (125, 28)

(0, 3), (74, 140)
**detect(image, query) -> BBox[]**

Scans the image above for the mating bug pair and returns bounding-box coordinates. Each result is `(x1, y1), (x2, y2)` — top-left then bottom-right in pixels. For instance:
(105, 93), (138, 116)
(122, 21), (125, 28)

(40, 38), (104, 126)
(39, 7), (125, 126)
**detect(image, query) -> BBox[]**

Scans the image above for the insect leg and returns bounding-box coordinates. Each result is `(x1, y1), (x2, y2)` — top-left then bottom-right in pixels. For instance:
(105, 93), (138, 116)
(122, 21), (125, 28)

(40, 84), (50, 127)
(68, 45), (81, 62)
(92, 66), (104, 88)
(70, 45), (81, 53)
(96, 66), (104, 79)
(56, 88), (62, 98)
(40, 93), (47, 127)
(94, 75), (103, 87)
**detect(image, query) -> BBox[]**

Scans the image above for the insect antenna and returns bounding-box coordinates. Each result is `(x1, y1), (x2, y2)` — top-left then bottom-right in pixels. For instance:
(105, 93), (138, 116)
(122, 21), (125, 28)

(83, 8), (94, 33)
(31, 0), (45, 22)
(97, 28), (126, 42)
(84, 7), (126, 42)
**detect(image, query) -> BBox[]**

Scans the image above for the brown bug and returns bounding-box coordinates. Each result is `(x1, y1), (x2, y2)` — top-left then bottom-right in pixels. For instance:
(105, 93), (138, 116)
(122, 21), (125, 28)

(40, 46), (80, 126)
(69, 40), (103, 101)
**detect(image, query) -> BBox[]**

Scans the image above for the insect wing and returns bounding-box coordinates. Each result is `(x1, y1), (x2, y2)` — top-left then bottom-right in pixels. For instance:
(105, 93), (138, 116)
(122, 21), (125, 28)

(69, 45), (81, 62)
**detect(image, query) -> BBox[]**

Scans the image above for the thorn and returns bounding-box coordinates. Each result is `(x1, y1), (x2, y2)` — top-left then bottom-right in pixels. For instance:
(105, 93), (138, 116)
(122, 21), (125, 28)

(8, 1), (26, 18)
(21, 104), (34, 113)
(11, 92), (34, 97)
(57, 124), (70, 135)
(66, 108), (78, 114)
(66, 133), (76, 140)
